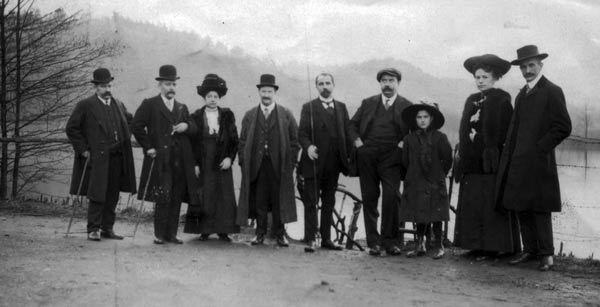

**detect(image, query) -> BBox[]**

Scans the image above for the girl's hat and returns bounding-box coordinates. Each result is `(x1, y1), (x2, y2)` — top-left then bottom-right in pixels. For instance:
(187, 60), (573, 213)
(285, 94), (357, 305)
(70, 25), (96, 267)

(402, 101), (445, 130)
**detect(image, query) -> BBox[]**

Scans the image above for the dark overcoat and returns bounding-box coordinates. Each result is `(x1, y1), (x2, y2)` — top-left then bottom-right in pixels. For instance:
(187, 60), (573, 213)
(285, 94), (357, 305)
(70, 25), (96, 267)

(348, 94), (412, 177)
(456, 88), (513, 177)
(298, 98), (352, 178)
(496, 76), (571, 212)
(191, 106), (239, 170)
(236, 104), (300, 225)
(66, 95), (137, 202)
(399, 130), (453, 223)
(131, 95), (199, 204)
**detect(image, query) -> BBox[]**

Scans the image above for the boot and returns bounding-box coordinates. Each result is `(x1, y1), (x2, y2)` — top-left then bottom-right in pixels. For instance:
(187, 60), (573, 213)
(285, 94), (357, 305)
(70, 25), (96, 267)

(407, 236), (426, 258)
(432, 245), (445, 260)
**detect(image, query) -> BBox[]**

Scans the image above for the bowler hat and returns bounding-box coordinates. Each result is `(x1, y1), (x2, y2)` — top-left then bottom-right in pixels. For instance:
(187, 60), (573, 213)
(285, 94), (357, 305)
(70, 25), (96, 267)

(91, 68), (114, 84)
(401, 102), (445, 130)
(197, 74), (228, 97)
(256, 74), (279, 90)
(376, 68), (402, 82)
(510, 45), (548, 65)
(155, 65), (180, 81)
(464, 54), (511, 76)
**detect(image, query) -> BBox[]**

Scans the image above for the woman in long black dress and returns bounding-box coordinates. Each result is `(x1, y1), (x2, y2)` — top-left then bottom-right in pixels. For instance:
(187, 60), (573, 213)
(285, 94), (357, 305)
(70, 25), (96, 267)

(453, 54), (521, 260)
(184, 74), (240, 241)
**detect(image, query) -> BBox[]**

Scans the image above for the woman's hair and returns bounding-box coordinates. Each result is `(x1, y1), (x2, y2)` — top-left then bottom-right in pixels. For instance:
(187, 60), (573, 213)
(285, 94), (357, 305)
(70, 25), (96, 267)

(472, 63), (502, 80)
(201, 90), (221, 99)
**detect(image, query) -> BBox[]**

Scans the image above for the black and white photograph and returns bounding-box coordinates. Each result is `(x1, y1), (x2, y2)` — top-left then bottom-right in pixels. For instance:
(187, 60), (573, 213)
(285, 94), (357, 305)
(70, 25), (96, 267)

(1, 0), (599, 306)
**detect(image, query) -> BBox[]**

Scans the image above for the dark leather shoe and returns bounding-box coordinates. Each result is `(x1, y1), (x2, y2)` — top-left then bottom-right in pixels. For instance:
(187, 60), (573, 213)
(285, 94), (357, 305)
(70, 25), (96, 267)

(218, 234), (232, 242)
(198, 234), (210, 241)
(276, 236), (289, 247)
(167, 237), (183, 244)
(321, 240), (343, 251)
(305, 240), (316, 253)
(538, 256), (554, 271)
(386, 246), (402, 256)
(369, 245), (382, 256)
(100, 230), (124, 240)
(87, 231), (101, 241)
(509, 252), (537, 265)
(251, 234), (265, 245)
(153, 237), (165, 245)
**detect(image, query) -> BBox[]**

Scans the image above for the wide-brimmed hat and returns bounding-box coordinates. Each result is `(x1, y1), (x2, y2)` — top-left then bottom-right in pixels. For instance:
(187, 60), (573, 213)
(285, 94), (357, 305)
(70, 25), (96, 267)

(510, 45), (548, 65)
(256, 74), (279, 90)
(91, 68), (114, 84)
(463, 54), (511, 76)
(155, 65), (180, 81)
(401, 102), (445, 130)
(197, 74), (228, 97)
(376, 68), (402, 82)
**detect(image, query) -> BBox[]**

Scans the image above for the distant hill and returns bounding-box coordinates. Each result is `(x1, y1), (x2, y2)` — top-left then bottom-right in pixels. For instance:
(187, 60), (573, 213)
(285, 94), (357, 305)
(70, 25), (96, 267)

(84, 14), (597, 142)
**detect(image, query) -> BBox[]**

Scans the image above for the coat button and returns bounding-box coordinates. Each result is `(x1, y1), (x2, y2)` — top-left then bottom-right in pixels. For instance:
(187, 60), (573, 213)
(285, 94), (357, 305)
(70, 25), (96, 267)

(163, 145), (168, 149)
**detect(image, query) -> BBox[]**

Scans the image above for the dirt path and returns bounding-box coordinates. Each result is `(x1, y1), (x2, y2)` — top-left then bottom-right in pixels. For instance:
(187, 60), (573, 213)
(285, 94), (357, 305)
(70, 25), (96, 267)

(1, 214), (599, 307)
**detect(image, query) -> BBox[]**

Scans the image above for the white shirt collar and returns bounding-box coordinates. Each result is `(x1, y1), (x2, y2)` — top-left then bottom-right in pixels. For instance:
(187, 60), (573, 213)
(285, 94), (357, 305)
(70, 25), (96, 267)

(527, 73), (543, 90)
(319, 96), (334, 104)
(160, 94), (174, 111)
(260, 102), (276, 114)
(381, 94), (397, 105)
(97, 95), (110, 106)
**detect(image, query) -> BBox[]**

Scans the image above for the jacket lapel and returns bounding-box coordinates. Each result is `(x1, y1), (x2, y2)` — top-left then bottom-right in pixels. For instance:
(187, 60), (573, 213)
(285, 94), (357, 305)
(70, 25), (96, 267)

(88, 95), (109, 134)
(313, 99), (330, 129)
(362, 96), (380, 134)
(156, 95), (174, 123)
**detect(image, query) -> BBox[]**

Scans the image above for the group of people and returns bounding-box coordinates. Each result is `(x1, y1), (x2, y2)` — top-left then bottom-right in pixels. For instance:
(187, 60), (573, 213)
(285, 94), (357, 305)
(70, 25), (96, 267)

(66, 44), (571, 271)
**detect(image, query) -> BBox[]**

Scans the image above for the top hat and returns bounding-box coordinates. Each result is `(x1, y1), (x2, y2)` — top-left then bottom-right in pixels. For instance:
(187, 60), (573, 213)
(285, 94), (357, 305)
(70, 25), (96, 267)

(256, 74), (279, 90)
(401, 102), (445, 130)
(376, 68), (402, 82)
(510, 45), (548, 65)
(155, 65), (180, 81)
(197, 74), (228, 97)
(91, 68), (114, 84)
(463, 54), (511, 76)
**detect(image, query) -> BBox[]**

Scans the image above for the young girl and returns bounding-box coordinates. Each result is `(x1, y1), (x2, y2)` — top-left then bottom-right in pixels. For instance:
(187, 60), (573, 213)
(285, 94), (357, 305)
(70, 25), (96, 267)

(399, 102), (453, 259)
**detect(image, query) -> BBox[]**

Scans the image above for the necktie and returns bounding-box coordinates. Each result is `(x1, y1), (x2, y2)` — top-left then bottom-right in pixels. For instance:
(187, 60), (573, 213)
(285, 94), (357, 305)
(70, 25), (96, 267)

(264, 107), (270, 118)
(384, 99), (391, 110)
(526, 85), (531, 93)
(325, 102), (335, 116)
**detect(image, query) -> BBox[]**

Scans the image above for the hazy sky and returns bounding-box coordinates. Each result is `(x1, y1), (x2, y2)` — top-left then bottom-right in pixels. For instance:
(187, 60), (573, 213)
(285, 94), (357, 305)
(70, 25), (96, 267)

(35, 0), (600, 91)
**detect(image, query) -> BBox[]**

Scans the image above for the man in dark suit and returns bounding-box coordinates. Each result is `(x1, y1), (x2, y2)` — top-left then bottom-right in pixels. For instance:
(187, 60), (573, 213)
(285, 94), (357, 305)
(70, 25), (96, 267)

(237, 74), (300, 247)
(66, 68), (137, 241)
(132, 65), (198, 245)
(497, 45), (571, 271)
(299, 73), (352, 252)
(348, 68), (412, 256)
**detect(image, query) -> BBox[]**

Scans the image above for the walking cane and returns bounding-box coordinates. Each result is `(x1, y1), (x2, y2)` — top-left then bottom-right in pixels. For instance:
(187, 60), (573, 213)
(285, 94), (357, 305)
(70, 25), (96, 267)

(65, 156), (90, 237)
(303, 65), (322, 253)
(132, 157), (155, 240)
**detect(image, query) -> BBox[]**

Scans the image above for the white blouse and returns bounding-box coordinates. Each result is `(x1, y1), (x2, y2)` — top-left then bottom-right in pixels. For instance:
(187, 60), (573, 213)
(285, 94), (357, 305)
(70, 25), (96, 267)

(205, 108), (219, 135)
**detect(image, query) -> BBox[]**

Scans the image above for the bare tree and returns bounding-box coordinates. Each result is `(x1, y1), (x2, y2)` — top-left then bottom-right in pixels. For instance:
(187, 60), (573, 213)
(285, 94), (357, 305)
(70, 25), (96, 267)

(0, 0), (122, 199)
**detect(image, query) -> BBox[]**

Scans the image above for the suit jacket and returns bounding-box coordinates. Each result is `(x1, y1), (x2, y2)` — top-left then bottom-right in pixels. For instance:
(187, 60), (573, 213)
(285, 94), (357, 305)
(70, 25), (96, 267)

(66, 95), (137, 202)
(496, 76), (571, 212)
(298, 98), (352, 178)
(237, 103), (300, 225)
(348, 94), (412, 177)
(132, 95), (198, 204)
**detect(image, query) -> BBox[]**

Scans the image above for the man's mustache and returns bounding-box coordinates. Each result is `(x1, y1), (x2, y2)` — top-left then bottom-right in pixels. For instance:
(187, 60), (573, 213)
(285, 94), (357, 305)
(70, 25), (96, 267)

(525, 73), (535, 77)
(382, 86), (392, 91)
(167, 90), (176, 95)
(102, 92), (112, 98)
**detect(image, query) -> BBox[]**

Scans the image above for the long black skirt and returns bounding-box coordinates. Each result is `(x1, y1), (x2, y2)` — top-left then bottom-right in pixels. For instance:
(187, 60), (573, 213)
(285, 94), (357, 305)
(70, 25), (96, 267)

(184, 137), (239, 234)
(453, 173), (521, 253)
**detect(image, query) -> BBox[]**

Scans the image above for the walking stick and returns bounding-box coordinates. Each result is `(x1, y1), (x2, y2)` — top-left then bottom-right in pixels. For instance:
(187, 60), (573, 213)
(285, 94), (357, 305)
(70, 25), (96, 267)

(443, 144), (459, 246)
(132, 157), (155, 240)
(65, 156), (90, 237)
